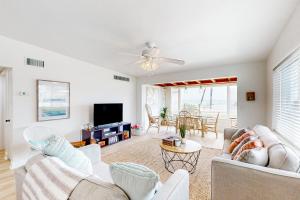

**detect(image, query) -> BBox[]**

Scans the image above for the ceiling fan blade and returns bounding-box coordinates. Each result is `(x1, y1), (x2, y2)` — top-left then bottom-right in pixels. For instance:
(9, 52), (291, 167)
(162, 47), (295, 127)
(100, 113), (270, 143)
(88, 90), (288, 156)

(118, 52), (141, 57)
(156, 57), (185, 65)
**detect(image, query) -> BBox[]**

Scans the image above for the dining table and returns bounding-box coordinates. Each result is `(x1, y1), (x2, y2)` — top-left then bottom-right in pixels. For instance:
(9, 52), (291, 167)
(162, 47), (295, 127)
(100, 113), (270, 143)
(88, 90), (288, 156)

(175, 115), (208, 137)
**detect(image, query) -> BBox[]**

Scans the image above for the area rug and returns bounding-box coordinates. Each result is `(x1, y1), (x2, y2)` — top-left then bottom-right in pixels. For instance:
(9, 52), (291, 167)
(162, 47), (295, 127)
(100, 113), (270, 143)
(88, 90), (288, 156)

(102, 136), (222, 200)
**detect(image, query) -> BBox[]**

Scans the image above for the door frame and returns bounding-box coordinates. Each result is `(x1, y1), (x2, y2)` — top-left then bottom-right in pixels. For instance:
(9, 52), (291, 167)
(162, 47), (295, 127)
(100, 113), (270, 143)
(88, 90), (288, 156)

(1, 67), (13, 160)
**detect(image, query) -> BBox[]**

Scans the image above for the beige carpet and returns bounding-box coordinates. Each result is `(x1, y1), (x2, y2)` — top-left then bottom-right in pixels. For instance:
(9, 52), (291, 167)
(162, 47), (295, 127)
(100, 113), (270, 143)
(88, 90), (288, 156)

(102, 135), (222, 200)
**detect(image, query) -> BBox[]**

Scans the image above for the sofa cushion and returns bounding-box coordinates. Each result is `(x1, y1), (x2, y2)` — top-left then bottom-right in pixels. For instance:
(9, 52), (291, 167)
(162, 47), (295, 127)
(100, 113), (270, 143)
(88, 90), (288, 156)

(233, 139), (264, 160)
(110, 162), (160, 200)
(231, 128), (248, 142)
(227, 131), (255, 153)
(268, 143), (300, 172)
(231, 135), (258, 159)
(43, 135), (93, 174)
(253, 125), (280, 147)
(236, 147), (268, 166)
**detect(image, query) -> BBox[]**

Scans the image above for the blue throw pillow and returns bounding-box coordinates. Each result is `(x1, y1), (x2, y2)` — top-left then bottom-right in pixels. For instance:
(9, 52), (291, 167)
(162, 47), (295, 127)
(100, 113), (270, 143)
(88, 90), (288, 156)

(43, 135), (93, 174)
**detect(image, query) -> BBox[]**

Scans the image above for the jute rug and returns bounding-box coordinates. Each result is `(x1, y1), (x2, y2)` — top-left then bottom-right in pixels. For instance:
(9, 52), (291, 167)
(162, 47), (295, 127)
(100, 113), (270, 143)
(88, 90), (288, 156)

(102, 135), (222, 200)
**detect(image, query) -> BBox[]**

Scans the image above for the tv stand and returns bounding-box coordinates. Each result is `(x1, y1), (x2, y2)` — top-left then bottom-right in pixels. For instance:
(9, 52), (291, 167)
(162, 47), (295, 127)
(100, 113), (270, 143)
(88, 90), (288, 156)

(82, 122), (131, 147)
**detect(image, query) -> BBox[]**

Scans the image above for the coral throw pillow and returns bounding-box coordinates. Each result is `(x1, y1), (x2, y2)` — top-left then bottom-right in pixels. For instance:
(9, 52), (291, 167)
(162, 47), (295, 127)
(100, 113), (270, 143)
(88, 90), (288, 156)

(227, 130), (255, 153)
(233, 139), (263, 160)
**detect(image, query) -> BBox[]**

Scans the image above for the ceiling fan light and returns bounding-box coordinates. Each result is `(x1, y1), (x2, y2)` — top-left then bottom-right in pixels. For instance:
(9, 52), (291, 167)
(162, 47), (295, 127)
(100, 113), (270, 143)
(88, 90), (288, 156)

(140, 61), (158, 71)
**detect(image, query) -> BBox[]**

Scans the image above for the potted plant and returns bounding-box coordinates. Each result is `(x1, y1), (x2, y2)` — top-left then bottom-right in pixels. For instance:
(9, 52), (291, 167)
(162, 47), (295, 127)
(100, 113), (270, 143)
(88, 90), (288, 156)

(160, 107), (168, 125)
(179, 124), (187, 144)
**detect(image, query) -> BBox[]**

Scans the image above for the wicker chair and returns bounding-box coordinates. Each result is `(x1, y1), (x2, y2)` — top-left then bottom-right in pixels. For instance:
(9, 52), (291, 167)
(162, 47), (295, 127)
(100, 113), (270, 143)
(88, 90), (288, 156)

(176, 111), (194, 134)
(203, 112), (220, 138)
(165, 115), (177, 133)
(145, 104), (160, 134)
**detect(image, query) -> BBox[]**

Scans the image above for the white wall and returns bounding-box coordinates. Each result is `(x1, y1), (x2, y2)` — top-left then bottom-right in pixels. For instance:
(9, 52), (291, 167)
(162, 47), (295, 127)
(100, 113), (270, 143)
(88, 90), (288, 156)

(0, 35), (137, 168)
(137, 62), (267, 129)
(266, 3), (300, 126)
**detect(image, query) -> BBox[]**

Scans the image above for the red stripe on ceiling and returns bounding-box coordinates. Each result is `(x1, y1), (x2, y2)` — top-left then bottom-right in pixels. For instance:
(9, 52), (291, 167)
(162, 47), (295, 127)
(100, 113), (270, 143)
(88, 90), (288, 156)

(186, 81), (199, 85)
(229, 77), (238, 82)
(154, 77), (237, 87)
(200, 80), (213, 84)
(174, 82), (186, 86)
(215, 78), (229, 83)
(164, 83), (174, 86)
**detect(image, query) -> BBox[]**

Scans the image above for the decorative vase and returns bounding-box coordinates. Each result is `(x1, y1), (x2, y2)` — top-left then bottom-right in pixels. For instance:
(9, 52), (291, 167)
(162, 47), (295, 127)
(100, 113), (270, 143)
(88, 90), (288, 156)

(181, 138), (186, 144)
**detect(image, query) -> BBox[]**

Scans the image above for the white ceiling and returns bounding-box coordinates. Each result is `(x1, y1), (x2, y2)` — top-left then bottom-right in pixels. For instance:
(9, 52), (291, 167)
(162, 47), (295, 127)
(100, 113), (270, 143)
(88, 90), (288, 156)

(0, 0), (299, 77)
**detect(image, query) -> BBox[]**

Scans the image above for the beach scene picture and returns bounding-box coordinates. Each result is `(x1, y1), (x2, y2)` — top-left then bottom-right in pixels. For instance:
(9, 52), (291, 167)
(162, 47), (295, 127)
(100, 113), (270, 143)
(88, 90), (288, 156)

(37, 80), (70, 121)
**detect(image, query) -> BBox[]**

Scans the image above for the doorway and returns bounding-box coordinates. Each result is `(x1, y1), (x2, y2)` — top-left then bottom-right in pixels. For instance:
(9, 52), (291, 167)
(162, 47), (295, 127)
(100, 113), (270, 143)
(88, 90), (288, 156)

(0, 67), (13, 160)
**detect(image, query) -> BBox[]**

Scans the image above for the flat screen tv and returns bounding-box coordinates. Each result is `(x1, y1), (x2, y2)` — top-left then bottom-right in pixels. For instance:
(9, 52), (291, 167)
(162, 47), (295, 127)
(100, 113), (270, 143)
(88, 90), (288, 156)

(94, 103), (123, 126)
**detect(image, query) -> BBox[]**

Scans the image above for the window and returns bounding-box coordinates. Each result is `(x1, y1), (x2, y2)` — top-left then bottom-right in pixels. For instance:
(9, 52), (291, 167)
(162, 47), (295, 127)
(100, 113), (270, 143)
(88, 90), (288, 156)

(229, 85), (237, 116)
(273, 49), (300, 147)
(211, 86), (227, 113)
(170, 84), (237, 116)
(171, 87), (179, 115)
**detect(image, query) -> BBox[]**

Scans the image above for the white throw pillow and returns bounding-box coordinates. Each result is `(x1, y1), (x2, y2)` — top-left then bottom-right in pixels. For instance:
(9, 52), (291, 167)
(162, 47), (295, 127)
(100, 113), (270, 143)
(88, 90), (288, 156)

(110, 162), (160, 200)
(253, 125), (280, 147)
(268, 143), (300, 172)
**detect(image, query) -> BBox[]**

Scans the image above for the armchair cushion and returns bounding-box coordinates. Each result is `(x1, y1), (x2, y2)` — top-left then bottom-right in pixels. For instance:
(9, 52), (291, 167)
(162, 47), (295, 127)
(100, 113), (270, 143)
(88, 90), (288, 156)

(110, 162), (160, 200)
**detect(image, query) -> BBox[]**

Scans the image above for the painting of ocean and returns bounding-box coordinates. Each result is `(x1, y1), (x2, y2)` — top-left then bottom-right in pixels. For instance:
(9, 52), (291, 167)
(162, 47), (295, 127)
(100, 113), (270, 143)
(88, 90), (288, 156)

(37, 80), (70, 121)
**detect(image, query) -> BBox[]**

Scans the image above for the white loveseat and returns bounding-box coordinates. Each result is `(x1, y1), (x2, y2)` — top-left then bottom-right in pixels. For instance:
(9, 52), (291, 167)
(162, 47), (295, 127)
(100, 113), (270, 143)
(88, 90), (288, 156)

(211, 125), (300, 200)
(15, 144), (189, 200)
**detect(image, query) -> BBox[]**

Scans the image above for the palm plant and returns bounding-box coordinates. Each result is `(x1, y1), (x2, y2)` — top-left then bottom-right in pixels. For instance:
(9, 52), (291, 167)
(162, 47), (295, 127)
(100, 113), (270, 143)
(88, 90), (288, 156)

(160, 107), (168, 119)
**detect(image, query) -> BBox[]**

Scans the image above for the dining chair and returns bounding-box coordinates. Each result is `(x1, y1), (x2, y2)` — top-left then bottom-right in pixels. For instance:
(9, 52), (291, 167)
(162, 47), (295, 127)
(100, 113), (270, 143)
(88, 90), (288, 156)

(177, 111), (194, 135)
(165, 115), (177, 133)
(145, 104), (160, 134)
(203, 112), (220, 138)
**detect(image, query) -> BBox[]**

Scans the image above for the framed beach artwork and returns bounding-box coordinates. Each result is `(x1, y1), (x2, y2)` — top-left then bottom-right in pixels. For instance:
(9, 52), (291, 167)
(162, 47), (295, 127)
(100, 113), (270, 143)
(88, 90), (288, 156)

(37, 80), (70, 121)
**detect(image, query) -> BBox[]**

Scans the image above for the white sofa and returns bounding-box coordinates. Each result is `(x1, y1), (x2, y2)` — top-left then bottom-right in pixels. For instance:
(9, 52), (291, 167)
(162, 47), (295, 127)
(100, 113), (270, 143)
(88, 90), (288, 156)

(15, 144), (189, 200)
(211, 126), (300, 200)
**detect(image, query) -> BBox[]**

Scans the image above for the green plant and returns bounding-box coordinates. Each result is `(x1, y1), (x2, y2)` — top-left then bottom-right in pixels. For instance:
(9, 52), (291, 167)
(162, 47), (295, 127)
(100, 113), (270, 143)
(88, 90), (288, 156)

(160, 107), (168, 119)
(179, 124), (186, 139)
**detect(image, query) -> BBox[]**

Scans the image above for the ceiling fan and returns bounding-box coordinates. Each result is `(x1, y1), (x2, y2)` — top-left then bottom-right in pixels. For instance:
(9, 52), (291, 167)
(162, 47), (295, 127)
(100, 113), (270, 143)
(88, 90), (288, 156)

(133, 42), (185, 72)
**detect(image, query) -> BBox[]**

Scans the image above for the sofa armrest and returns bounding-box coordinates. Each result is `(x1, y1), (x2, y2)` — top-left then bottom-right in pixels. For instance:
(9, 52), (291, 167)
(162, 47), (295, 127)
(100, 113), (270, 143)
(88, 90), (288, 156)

(224, 128), (237, 140)
(211, 157), (300, 200)
(153, 169), (189, 200)
(79, 144), (101, 165)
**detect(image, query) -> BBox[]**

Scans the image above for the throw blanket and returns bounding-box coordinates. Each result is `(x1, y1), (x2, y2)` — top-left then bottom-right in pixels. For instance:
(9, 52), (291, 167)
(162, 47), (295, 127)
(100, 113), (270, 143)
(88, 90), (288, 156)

(22, 157), (88, 200)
